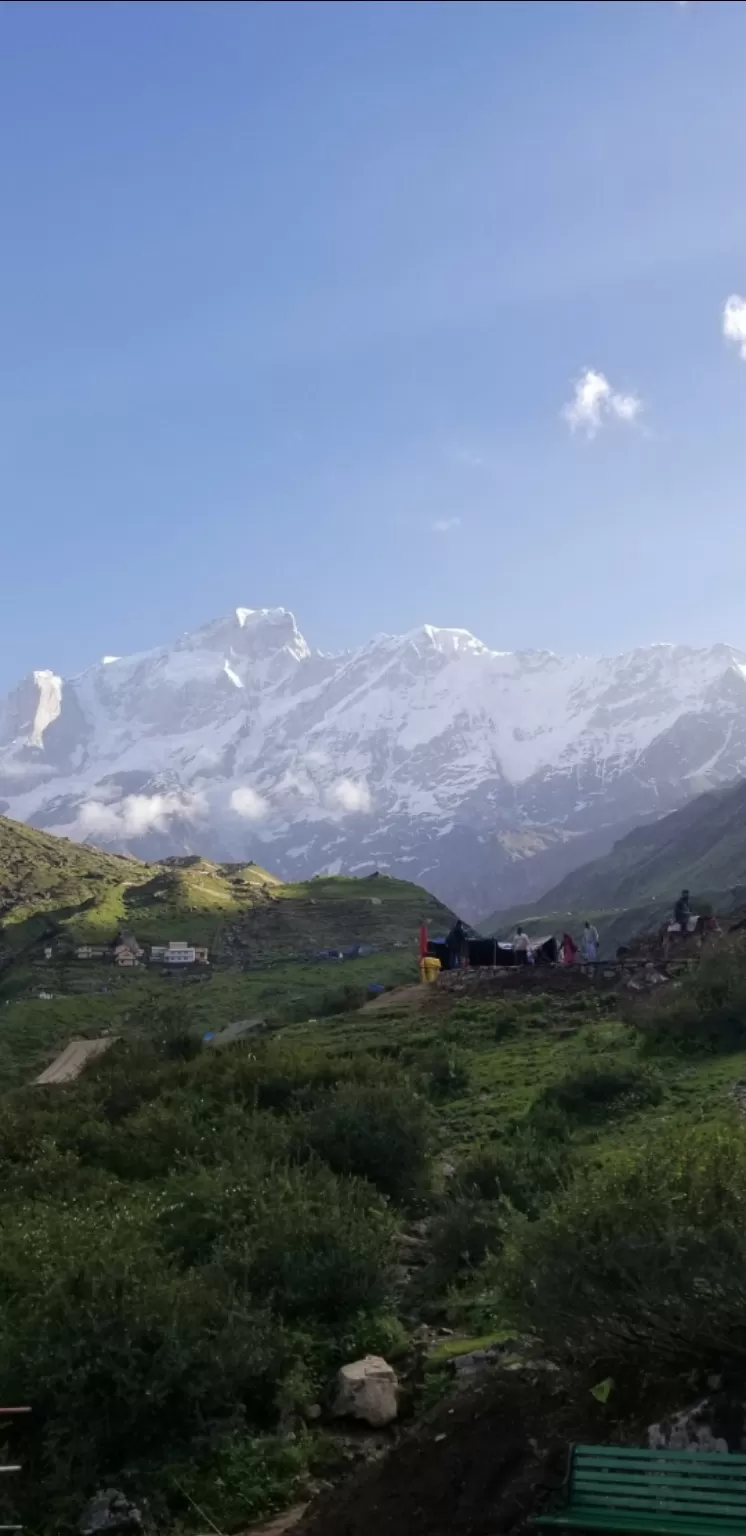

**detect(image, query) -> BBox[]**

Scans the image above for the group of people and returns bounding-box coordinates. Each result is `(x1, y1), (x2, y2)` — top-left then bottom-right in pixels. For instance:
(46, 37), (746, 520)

(562, 922), (600, 964)
(514, 921), (600, 966)
(433, 887), (706, 982)
(443, 918), (601, 969)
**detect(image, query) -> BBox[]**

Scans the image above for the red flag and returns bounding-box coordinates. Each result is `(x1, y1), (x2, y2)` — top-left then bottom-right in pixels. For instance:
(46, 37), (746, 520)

(418, 923), (428, 959)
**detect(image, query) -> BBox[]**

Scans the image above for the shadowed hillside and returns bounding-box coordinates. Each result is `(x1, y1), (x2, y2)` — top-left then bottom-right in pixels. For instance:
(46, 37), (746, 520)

(483, 777), (746, 949)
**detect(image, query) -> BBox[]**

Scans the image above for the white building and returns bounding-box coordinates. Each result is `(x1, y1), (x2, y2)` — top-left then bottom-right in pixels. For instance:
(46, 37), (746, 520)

(149, 940), (208, 965)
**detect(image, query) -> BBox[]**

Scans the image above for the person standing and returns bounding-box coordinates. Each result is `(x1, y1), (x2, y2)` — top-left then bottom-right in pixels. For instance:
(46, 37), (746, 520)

(446, 918), (469, 970)
(561, 932), (578, 966)
(513, 926), (532, 965)
(674, 889), (691, 934)
(582, 920), (600, 964)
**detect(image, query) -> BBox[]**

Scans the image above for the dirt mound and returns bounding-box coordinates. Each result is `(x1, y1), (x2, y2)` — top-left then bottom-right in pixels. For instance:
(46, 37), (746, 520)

(298, 1371), (642, 1536)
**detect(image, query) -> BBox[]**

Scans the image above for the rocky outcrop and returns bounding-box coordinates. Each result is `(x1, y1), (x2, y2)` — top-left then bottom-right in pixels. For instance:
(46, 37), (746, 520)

(648, 1389), (746, 1453)
(332, 1355), (399, 1427)
(79, 1489), (144, 1536)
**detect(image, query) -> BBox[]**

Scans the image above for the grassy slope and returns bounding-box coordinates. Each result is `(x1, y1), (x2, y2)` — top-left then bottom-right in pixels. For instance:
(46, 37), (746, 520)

(0, 949), (424, 1091)
(3, 813), (739, 1145)
(0, 815), (453, 1088)
(0, 816), (450, 956)
(279, 987), (742, 1166)
(0, 816), (153, 950)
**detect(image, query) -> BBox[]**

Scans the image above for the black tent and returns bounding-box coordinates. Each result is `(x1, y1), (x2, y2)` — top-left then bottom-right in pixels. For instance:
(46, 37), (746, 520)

(428, 934), (558, 970)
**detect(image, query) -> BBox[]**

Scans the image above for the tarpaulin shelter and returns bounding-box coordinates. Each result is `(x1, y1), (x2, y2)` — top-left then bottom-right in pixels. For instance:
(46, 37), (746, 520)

(428, 933), (558, 970)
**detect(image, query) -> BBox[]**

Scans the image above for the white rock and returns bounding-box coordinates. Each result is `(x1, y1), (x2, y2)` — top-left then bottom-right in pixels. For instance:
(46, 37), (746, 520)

(332, 1355), (398, 1427)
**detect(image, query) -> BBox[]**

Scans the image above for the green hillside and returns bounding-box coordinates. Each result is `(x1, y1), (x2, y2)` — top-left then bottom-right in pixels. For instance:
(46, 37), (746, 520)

(0, 815), (453, 1087)
(483, 777), (746, 948)
(0, 816), (151, 947)
(0, 815), (450, 961)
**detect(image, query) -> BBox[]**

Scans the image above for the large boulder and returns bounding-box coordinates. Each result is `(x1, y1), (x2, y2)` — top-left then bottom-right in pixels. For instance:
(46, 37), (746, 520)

(332, 1354), (399, 1427)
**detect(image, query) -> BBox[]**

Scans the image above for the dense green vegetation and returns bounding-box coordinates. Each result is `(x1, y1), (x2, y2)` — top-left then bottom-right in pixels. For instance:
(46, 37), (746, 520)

(4, 817), (746, 1532)
(0, 946), (744, 1532)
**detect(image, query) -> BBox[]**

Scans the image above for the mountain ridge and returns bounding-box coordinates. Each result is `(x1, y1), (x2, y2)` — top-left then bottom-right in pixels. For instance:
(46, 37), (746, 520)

(3, 606), (746, 915)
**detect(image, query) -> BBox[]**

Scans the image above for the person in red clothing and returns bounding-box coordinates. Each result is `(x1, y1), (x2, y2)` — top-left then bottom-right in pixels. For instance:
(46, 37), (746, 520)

(561, 932), (578, 965)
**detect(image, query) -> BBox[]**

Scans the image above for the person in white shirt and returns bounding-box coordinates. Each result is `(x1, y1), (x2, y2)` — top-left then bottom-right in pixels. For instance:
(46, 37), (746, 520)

(513, 926), (532, 965)
(582, 921), (600, 963)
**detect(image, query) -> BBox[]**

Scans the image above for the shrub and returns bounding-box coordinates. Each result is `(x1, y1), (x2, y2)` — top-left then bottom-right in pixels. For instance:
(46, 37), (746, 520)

(457, 1132), (565, 1215)
(161, 1431), (314, 1531)
(418, 1043), (471, 1100)
(496, 1122), (746, 1370)
(317, 983), (369, 1017)
(214, 1161), (394, 1323)
(0, 1198), (291, 1507)
(300, 1080), (432, 1202)
(643, 948), (746, 1053)
(537, 1063), (663, 1123)
(428, 1198), (507, 1289)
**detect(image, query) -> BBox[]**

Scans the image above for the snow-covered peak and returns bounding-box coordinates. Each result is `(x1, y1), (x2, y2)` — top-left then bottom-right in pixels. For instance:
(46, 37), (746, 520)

(3, 611), (746, 917)
(415, 624), (491, 657)
(178, 605), (311, 667)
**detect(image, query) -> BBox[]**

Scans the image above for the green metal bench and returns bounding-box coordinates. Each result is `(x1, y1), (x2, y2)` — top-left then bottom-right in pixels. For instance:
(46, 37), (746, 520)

(535, 1444), (746, 1534)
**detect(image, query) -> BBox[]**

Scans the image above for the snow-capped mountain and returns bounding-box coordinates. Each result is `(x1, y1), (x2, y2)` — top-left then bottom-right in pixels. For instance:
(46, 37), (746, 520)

(3, 606), (746, 918)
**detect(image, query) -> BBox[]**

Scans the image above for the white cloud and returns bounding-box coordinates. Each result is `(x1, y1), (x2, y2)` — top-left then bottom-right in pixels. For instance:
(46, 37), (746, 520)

(432, 516), (462, 534)
(229, 785), (268, 821)
(325, 779), (372, 814)
(77, 791), (205, 840)
(723, 295), (746, 359)
(562, 368), (642, 436)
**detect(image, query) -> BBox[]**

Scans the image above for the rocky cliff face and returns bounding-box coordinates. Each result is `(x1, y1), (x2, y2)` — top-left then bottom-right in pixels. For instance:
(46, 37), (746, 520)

(3, 607), (746, 917)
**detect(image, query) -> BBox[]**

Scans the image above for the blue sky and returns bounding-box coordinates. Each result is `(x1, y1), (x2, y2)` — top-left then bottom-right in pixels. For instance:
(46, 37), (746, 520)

(2, 0), (746, 688)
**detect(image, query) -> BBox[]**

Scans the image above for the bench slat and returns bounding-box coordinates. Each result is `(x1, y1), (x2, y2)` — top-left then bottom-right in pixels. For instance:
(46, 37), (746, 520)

(574, 1447), (746, 1465)
(572, 1490), (746, 1516)
(537, 1514), (742, 1534)
(573, 1474), (746, 1500)
(574, 1474), (746, 1494)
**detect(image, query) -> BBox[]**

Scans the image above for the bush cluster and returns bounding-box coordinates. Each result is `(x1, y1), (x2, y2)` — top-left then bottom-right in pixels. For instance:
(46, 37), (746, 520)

(0, 1027), (431, 1530)
(538, 1063), (663, 1123)
(495, 1123), (746, 1372)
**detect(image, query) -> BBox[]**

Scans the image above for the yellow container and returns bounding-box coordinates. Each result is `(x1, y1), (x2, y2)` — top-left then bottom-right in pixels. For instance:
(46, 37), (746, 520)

(422, 955), (442, 984)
